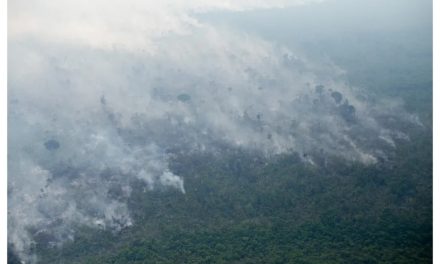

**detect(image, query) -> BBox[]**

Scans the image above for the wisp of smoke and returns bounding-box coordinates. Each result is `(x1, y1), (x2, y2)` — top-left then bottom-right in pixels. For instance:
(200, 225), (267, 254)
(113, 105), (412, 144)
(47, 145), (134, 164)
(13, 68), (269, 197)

(8, 0), (421, 262)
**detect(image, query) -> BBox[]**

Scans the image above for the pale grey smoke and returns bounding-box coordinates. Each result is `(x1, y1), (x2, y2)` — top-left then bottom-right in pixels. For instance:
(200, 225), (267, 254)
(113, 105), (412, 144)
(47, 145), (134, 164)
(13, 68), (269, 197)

(8, 0), (421, 263)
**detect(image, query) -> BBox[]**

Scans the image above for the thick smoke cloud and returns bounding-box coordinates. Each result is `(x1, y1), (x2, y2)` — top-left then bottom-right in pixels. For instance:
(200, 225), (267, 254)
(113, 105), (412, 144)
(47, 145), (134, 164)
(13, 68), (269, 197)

(8, 0), (420, 262)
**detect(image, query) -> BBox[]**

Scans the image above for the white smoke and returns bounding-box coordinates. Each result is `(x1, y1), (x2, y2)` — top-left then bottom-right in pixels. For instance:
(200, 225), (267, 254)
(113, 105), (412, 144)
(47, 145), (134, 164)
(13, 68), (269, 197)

(8, 0), (420, 262)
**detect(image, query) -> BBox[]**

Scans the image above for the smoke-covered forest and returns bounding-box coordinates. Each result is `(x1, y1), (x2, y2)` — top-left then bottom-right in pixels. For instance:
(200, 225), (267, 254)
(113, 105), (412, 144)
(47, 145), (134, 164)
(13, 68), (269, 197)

(8, 0), (432, 263)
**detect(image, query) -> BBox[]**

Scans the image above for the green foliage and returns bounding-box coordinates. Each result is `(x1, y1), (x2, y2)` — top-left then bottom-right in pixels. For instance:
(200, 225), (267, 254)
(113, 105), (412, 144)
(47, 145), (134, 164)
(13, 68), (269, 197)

(35, 127), (432, 263)
(30, 24), (433, 264)
(177, 93), (191, 103)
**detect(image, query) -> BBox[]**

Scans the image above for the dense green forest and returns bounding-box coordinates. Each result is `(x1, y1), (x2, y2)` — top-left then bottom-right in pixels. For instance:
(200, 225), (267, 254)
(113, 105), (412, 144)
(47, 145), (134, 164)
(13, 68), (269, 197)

(28, 124), (431, 263)
(9, 94), (433, 263)
(25, 67), (433, 263)
(8, 2), (432, 263)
